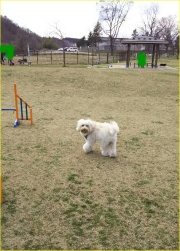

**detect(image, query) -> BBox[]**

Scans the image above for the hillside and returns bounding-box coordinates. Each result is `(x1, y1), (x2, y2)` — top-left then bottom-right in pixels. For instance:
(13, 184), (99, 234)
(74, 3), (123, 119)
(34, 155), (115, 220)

(1, 16), (77, 53)
(1, 16), (43, 52)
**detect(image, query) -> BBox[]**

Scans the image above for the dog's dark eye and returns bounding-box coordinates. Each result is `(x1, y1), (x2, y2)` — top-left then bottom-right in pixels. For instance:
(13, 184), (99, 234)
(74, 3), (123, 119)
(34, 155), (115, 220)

(82, 124), (89, 127)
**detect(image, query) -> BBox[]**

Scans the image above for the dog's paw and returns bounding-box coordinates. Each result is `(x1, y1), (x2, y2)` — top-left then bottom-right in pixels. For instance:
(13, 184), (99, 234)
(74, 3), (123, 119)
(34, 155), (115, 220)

(109, 153), (116, 158)
(101, 150), (116, 158)
(101, 150), (109, 157)
(83, 144), (92, 153)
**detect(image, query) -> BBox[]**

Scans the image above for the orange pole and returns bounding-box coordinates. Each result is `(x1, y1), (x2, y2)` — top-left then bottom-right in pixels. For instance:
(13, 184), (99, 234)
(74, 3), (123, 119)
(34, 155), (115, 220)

(0, 174), (2, 203)
(30, 108), (33, 125)
(14, 83), (33, 125)
(14, 84), (18, 121)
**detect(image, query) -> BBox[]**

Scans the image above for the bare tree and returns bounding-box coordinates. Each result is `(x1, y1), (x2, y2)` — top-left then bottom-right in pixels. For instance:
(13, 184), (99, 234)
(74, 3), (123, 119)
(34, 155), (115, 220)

(138, 4), (179, 55)
(50, 22), (64, 40)
(155, 15), (178, 54)
(138, 3), (159, 36)
(176, 35), (179, 59)
(98, 0), (133, 54)
(50, 22), (66, 66)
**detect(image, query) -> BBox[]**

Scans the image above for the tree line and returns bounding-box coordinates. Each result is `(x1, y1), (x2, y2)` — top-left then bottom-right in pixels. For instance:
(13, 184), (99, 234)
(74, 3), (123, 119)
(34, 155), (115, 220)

(77, 1), (179, 56)
(1, 16), (67, 53)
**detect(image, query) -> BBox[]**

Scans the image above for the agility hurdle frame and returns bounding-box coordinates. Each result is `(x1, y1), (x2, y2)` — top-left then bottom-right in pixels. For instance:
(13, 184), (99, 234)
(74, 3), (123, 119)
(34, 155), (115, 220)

(14, 83), (33, 125)
(1, 84), (33, 126)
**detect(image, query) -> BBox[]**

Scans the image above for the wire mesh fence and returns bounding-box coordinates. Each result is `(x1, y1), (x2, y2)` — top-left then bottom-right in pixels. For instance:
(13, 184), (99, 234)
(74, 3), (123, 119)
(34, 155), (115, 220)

(14, 51), (127, 66)
(14, 49), (176, 66)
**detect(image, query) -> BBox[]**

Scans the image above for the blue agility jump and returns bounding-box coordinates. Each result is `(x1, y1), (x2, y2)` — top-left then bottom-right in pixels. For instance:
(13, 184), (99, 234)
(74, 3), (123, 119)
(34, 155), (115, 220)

(1, 108), (16, 111)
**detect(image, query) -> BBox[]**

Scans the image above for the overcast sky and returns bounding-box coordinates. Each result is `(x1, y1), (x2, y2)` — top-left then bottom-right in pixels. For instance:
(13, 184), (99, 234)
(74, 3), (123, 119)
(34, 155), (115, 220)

(1, 1), (179, 39)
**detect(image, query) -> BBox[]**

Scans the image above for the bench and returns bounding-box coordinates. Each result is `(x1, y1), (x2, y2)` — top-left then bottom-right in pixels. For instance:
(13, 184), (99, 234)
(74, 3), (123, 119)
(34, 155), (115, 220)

(18, 58), (27, 65)
(132, 62), (152, 68)
(18, 59), (31, 66)
(146, 62), (153, 67)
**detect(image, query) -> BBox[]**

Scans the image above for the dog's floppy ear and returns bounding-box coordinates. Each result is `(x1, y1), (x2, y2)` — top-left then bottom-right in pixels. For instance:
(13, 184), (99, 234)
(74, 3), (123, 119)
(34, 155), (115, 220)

(76, 119), (84, 131)
(86, 119), (94, 133)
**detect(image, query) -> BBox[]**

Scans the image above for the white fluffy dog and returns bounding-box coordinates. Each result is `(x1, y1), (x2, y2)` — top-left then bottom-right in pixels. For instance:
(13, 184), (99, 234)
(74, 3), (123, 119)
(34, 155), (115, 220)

(76, 119), (120, 157)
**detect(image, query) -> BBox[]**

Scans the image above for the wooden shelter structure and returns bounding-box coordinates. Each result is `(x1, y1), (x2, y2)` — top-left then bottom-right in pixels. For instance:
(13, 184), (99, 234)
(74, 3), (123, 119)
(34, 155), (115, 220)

(121, 37), (169, 68)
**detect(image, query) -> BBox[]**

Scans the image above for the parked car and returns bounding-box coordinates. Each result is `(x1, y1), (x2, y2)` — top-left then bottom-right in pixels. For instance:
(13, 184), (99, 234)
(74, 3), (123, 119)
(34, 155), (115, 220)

(58, 47), (68, 52)
(67, 47), (78, 52)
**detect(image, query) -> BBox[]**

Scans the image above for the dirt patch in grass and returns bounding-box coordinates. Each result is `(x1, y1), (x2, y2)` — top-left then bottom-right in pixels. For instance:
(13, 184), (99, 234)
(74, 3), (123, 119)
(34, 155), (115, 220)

(1, 64), (178, 249)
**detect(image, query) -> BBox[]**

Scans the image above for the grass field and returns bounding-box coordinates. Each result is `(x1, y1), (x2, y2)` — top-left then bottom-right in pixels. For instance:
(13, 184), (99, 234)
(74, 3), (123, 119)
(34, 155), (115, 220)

(1, 60), (179, 250)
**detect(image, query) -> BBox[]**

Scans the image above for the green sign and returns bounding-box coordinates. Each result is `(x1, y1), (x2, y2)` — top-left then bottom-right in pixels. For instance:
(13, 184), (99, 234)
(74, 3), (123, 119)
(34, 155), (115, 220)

(137, 52), (146, 67)
(0, 44), (15, 59)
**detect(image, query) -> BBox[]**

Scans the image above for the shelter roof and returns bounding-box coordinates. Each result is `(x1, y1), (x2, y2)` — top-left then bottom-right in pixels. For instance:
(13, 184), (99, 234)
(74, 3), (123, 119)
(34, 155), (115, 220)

(121, 38), (169, 45)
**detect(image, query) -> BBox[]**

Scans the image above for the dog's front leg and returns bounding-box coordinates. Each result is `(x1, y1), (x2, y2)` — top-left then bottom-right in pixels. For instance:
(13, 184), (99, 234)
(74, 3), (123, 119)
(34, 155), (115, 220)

(83, 138), (95, 153)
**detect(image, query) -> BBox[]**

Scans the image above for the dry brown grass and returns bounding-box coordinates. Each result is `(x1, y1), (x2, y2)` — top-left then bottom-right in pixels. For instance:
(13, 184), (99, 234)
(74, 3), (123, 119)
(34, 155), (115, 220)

(1, 62), (179, 250)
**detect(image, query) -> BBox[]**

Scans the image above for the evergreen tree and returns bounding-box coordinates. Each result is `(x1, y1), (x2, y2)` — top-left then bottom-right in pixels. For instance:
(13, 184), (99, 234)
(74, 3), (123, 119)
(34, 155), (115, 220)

(77, 36), (86, 48)
(42, 37), (58, 50)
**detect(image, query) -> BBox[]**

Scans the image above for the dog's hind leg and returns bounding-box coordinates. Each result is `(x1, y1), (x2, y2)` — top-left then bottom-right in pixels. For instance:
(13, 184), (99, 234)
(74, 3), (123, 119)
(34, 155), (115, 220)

(101, 141), (116, 157)
(100, 142), (110, 157)
(109, 141), (117, 157)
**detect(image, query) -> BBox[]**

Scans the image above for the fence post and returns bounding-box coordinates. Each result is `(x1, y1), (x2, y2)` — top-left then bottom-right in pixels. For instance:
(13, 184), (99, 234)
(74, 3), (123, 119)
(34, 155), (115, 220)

(51, 51), (52, 64)
(107, 53), (109, 64)
(77, 52), (78, 64)
(37, 51), (38, 64)
(63, 51), (65, 67)
(92, 46), (94, 66)
(88, 47), (89, 64)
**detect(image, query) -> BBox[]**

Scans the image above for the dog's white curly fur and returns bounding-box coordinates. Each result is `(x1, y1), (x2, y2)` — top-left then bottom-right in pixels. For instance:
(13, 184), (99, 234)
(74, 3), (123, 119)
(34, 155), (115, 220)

(76, 119), (120, 157)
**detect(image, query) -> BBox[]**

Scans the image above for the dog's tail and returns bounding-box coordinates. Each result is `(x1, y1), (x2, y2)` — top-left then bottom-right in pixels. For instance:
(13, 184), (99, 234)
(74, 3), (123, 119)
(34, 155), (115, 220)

(109, 121), (120, 135)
